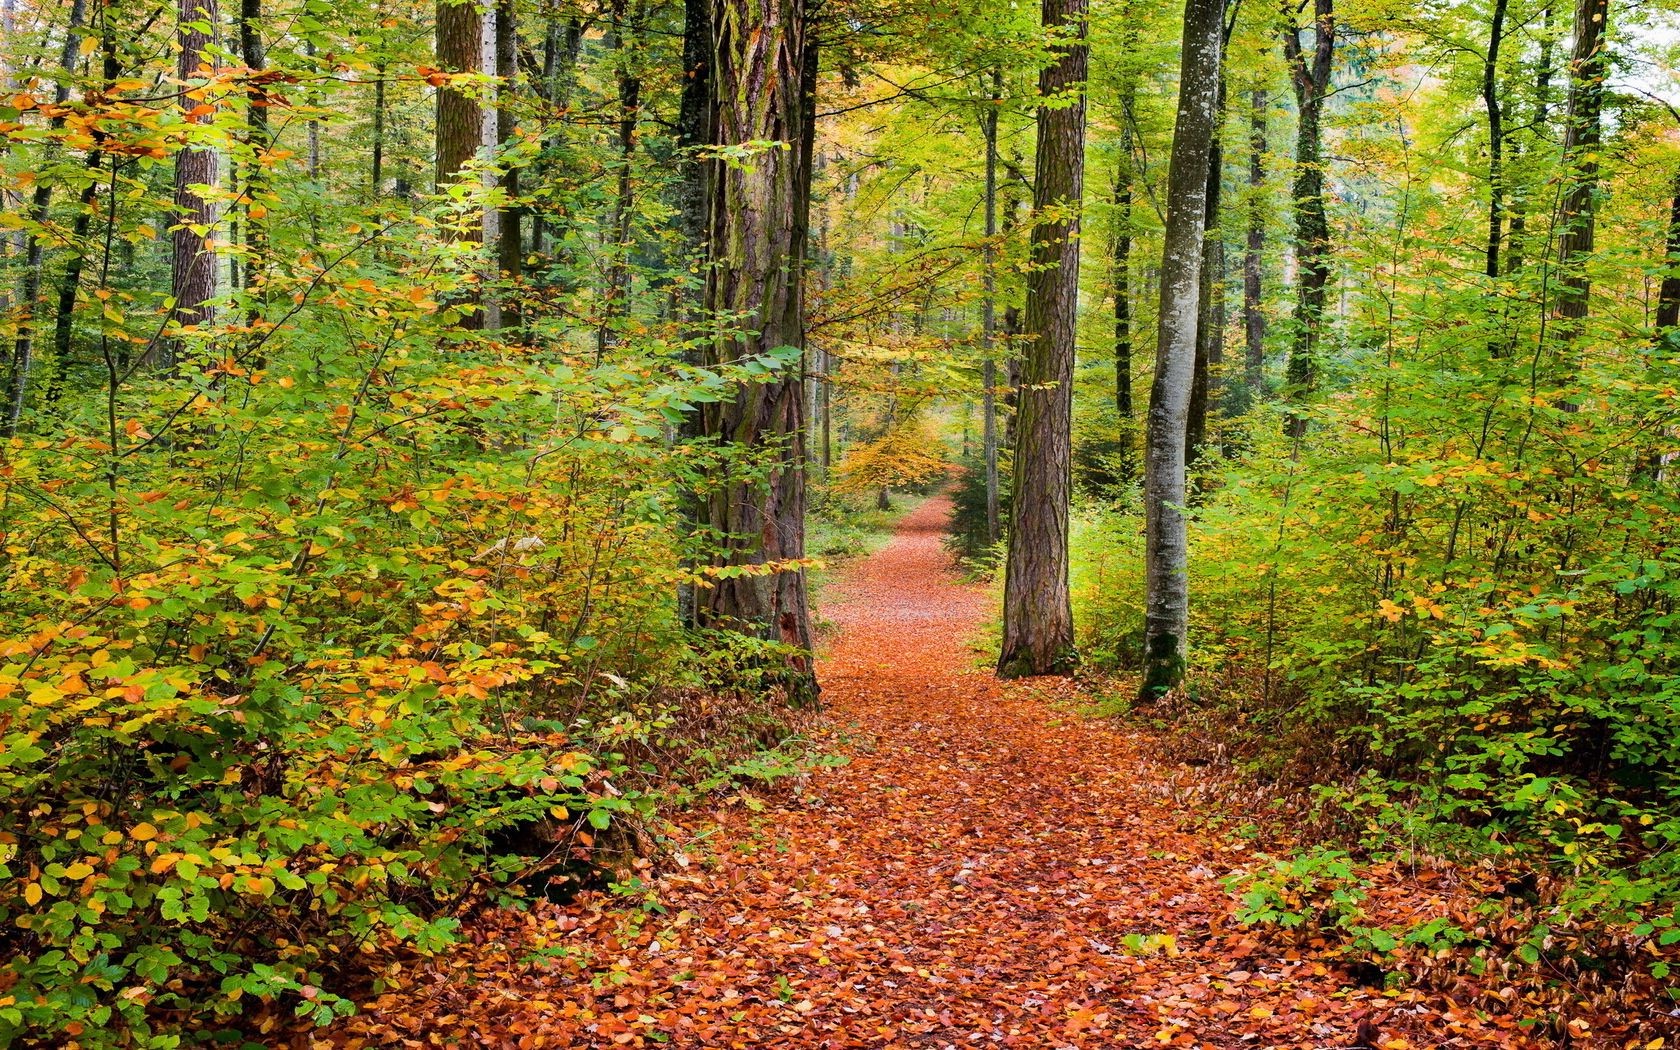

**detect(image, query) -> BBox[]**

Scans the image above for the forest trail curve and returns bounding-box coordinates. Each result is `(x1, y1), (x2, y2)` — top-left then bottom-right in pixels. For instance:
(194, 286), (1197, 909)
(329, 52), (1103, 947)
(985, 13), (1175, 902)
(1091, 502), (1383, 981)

(341, 493), (1523, 1049)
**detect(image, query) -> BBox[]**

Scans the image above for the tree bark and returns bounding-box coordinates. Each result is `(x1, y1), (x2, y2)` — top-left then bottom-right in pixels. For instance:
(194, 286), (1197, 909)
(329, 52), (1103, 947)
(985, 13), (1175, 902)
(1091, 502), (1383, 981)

(239, 0), (268, 327)
(436, 0), (483, 326)
(598, 0), (641, 354)
(1280, 0), (1333, 439)
(981, 68), (1002, 546)
(166, 0), (220, 370)
(494, 0), (521, 327)
(1187, 22), (1228, 462)
(998, 0), (1087, 680)
(1142, 0), (1222, 700)
(1657, 168), (1680, 333)
(1553, 0), (1608, 332)
(1482, 0), (1508, 281)
(694, 0), (818, 704)
(1243, 87), (1266, 398)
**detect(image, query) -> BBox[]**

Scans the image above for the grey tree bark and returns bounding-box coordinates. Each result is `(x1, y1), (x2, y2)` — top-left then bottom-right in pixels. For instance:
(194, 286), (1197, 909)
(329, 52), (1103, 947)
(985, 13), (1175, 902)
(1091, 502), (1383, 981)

(1142, 0), (1223, 700)
(997, 0), (1088, 679)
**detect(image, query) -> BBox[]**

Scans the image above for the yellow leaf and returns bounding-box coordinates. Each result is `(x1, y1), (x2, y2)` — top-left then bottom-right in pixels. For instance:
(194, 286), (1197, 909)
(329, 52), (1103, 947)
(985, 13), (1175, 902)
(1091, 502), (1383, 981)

(64, 862), (94, 880)
(23, 882), (42, 906)
(151, 852), (181, 874)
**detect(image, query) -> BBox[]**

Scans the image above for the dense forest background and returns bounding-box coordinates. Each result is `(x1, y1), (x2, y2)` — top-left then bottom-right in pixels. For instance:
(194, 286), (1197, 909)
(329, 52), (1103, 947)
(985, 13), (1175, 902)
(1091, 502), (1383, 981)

(3, 0), (1680, 1042)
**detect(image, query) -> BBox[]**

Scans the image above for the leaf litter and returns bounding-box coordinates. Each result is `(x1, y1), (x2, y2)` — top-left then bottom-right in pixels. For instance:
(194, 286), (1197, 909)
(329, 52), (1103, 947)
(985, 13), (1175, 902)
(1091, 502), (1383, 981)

(332, 494), (1674, 1049)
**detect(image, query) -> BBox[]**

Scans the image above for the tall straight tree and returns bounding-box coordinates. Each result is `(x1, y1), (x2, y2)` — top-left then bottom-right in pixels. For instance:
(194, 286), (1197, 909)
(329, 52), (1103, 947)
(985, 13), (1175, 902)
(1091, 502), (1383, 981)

(167, 0), (219, 369)
(1242, 86), (1267, 395)
(693, 0), (819, 703)
(998, 0), (1089, 679)
(1280, 0), (1334, 438)
(980, 67), (1003, 545)
(1554, 0), (1608, 333)
(1142, 0), (1223, 700)
(436, 0), (483, 326)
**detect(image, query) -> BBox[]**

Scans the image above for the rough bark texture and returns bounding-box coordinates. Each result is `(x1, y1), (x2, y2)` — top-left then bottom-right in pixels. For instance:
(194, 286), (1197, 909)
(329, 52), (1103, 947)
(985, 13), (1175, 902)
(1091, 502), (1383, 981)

(694, 0), (818, 704)
(1280, 0), (1333, 439)
(677, 0), (713, 264)
(1243, 88), (1267, 396)
(435, 0), (482, 195)
(167, 0), (220, 370)
(1142, 0), (1222, 700)
(998, 0), (1087, 680)
(1554, 0), (1607, 331)
(435, 0), (483, 326)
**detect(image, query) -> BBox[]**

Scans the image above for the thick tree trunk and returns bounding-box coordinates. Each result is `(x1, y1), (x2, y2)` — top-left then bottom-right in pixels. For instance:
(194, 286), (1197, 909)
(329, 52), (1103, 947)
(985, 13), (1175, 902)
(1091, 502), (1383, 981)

(981, 68), (1002, 546)
(1243, 88), (1266, 399)
(998, 0), (1087, 680)
(1553, 0), (1608, 333)
(1280, 0), (1333, 439)
(166, 0), (220, 370)
(436, 0), (483, 326)
(1142, 0), (1222, 700)
(1187, 34), (1227, 462)
(694, 0), (818, 704)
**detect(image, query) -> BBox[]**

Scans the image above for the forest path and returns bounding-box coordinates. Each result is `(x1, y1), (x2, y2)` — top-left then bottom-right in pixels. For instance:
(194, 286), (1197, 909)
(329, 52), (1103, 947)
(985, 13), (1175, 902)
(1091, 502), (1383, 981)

(340, 494), (1496, 1049)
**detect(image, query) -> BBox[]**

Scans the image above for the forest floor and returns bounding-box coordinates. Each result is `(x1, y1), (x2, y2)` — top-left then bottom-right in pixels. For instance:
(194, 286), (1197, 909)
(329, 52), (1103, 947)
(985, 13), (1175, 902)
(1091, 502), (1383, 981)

(333, 494), (1631, 1049)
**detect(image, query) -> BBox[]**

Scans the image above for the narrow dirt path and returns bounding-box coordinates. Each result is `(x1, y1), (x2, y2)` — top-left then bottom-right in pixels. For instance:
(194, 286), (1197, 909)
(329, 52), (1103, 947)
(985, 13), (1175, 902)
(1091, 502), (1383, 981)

(341, 494), (1530, 1049)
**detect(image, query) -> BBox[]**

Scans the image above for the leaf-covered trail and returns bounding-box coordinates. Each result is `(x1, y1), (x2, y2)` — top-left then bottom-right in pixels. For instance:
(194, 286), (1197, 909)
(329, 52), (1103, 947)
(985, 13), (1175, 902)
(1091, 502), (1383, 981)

(341, 494), (1532, 1048)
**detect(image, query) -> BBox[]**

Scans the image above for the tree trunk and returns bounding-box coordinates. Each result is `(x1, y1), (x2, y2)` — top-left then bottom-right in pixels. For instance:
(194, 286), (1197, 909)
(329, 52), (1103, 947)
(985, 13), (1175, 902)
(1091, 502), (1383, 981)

(238, 0), (269, 332)
(1553, 0), (1608, 335)
(1482, 0), (1508, 281)
(598, 0), (641, 354)
(1243, 87), (1266, 399)
(677, 0), (712, 266)
(1504, 3), (1554, 276)
(1280, 0), (1333, 439)
(167, 0), (220, 370)
(1187, 27), (1228, 462)
(1114, 83), (1136, 481)
(998, 0), (1087, 680)
(1142, 0), (1222, 700)
(436, 0), (483, 326)
(1656, 168), (1680, 333)
(981, 68), (1002, 546)
(494, 0), (521, 328)
(694, 0), (818, 704)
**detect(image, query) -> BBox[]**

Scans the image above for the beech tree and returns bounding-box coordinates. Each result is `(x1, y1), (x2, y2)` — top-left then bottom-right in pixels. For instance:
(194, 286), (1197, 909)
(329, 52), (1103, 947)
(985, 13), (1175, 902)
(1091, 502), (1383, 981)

(1141, 0), (1223, 699)
(997, 0), (1088, 680)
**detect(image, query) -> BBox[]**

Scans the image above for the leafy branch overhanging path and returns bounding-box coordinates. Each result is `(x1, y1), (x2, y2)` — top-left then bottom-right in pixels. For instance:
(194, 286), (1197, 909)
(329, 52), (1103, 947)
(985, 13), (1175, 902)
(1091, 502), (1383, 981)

(341, 495), (1543, 1049)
